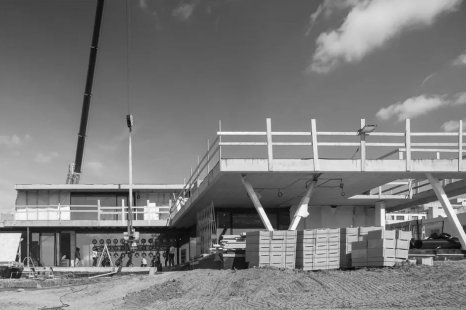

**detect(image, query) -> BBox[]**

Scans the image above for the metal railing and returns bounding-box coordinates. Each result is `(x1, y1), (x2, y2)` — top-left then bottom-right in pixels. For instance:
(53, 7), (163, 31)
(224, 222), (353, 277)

(12, 203), (170, 222)
(170, 118), (466, 220)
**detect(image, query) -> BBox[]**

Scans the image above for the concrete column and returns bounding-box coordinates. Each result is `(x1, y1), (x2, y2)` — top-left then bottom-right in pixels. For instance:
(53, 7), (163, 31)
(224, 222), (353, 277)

(289, 176), (318, 230)
(240, 175), (274, 231)
(426, 173), (466, 249)
(375, 201), (386, 227)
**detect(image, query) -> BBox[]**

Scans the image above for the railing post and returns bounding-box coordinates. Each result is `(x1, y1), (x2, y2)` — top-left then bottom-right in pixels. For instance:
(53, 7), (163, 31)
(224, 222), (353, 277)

(360, 119), (366, 171)
(58, 203), (61, 220)
(26, 205), (29, 221)
(405, 118), (411, 171)
(311, 119), (319, 171)
(266, 118), (273, 171)
(97, 200), (101, 222)
(218, 120), (222, 161)
(121, 199), (125, 224)
(459, 120), (463, 171)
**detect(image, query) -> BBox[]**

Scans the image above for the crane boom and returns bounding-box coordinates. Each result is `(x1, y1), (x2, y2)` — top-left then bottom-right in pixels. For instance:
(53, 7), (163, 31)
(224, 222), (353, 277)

(67, 0), (105, 184)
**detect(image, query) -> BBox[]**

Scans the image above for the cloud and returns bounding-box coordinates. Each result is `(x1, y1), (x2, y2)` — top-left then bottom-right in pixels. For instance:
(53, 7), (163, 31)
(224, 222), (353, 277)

(441, 119), (465, 132)
(172, 1), (199, 22)
(308, 0), (462, 73)
(305, 0), (361, 36)
(34, 151), (59, 164)
(0, 134), (31, 148)
(452, 50), (466, 66)
(376, 92), (466, 121)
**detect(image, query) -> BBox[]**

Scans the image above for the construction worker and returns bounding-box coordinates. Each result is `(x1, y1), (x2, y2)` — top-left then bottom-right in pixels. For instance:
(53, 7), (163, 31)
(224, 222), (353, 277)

(141, 256), (147, 267)
(75, 248), (81, 267)
(92, 248), (98, 267)
(169, 245), (176, 267)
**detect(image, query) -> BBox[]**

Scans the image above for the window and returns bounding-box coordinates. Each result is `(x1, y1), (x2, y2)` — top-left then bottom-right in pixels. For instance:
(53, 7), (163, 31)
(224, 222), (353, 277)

(396, 215), (404, 220)
(412, 216), (418, 220)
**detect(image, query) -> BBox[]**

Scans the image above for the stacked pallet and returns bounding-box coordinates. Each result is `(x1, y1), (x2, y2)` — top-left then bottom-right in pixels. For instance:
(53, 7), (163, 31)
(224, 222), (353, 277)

(245, 231), (297, 269)
(351, 229), (412, 268)
(340, 227), (359, 268)
(219, 235), (246, 250)
(395, 230), (412, 262)
(367, 230), (396, 267)
(296, 228), (340, 270)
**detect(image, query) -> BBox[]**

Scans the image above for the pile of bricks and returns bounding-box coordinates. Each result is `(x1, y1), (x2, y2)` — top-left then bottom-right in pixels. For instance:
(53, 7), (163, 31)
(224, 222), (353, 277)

(245, 230), (297, 269)
(352, 229), (412, 268)
(296, 228), (340, 270)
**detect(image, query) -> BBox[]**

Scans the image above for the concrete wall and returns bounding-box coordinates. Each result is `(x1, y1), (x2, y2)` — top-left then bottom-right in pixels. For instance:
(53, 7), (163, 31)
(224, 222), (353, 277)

(290, 205), (375, 230)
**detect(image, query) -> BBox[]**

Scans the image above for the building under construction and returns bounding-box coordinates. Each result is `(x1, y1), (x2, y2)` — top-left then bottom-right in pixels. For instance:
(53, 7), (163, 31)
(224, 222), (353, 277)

(1, 117), (466, 268)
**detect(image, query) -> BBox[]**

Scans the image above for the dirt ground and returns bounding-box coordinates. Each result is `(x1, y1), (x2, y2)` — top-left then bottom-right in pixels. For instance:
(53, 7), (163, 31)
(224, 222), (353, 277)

(0, 260), (465, 309)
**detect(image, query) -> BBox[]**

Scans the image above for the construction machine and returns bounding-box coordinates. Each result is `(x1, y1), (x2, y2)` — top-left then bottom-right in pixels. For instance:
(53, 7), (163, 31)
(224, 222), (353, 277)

(66, 0), (105, 184)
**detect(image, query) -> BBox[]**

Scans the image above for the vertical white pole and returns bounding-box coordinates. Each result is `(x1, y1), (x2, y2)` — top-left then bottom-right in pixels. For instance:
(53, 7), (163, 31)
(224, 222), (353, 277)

(375, 201), (386, 227)
(58, 203), (61, 221)
(266, 118), (274, 171)
(121, 199), (125, 224)
(459, 120), (463, 171)
(360, 119), (366, 171)
(405, 119), (411, 171)
(218, 120), (222, 161)
(128, 130), (133, 231)
(311, 119), (319, 171)
(97, 200), (101, 222)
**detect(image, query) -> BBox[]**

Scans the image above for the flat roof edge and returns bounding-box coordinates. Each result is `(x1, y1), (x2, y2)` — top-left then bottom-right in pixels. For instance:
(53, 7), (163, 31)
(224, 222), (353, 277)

(14, 184), (185, 190)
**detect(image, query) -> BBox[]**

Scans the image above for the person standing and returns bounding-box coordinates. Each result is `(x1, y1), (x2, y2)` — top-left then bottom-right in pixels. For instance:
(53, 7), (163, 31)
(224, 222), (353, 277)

(164, 247), (170, 267)
(75, 248), (81, 267)
(92, 248), (98, 267)
(141, 256), (147, 267)
(169, 245), (176, 267)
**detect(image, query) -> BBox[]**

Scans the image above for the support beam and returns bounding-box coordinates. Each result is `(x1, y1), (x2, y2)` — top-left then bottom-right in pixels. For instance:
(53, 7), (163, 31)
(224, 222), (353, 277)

(425, 173), (466, 249)
(240, 175), (274, 231)
(289, 175), (318, 230)
(374, 201), (386, 227)
(360, 119), (366, 171)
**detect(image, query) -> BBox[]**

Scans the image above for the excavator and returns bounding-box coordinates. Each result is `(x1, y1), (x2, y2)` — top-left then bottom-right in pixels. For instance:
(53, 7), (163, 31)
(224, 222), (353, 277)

(65, 0), (138, 251)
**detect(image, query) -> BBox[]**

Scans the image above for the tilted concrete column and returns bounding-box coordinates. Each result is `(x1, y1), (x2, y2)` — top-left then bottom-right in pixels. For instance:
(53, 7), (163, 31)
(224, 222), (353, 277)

(426, 173), (466, 249)
(240, 175), (274, 231)
(374, 201), (386, 227)
(289, 175), (318, 231)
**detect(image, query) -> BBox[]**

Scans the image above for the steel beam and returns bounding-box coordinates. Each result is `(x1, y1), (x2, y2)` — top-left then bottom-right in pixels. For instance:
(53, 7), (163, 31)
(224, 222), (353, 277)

(288, 175), (318, 231)
(425, 173), (466, 249)
(375, 201), (386, 227)
(240, 175), (274, 231)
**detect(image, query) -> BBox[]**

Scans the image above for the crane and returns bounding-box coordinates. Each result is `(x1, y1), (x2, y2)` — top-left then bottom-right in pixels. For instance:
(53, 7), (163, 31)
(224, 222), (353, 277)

(66, 0), (105, 184)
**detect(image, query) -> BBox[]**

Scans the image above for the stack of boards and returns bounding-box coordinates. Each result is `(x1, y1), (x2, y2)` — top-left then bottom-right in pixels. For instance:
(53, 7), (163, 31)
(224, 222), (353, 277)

(244, 227), (412, 270)
(296, 228), (340, 270)
(352, 229), (411, 267)
(245, 231), (297, 269)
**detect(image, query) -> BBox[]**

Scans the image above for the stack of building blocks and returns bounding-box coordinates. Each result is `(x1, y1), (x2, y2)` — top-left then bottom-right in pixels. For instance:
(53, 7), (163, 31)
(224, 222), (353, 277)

(350, 229), (412, 268)
(245, 230), (297, 269)
(366, 230), (396, 267)
(395, 230), (412, 262)
(296, 228), (340, 270)
(340, 227), (359, 268)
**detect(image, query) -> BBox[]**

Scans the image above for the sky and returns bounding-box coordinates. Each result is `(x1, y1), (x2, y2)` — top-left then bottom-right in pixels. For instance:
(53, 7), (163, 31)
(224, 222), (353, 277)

(0, 0), (465, 211)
